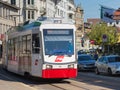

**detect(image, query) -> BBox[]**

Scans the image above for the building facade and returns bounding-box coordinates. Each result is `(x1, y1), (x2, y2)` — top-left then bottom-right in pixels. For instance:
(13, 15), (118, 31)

(3, 0), (75, 24)
(0, 0), (19, 38)
(0, 0), (75, 57)
(0, 0), (19, 57)
(74, 5), (84, 51)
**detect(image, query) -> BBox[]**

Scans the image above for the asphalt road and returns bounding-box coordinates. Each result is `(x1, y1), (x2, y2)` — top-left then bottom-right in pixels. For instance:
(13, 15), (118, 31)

(76, 71), (120, 90)
(0, 61), (120, 90)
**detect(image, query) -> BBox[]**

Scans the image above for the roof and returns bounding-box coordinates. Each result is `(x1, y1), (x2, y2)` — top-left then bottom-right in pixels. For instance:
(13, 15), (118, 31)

(87, 18), (101, 25)
(114, 9), (120, 16)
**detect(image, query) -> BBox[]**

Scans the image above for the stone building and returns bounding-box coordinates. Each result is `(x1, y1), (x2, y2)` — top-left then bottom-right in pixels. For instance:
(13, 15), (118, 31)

(74, 5), (84, 51)
(0, 0), (75, 42)
(0, 0), (19, 57)
(0, 0), (19, 40)
(0, 0), (75, 56)
(3, 0), (75, 24)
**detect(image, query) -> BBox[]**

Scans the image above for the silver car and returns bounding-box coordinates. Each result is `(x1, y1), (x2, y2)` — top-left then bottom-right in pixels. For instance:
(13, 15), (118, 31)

(95, 55), (120, 75)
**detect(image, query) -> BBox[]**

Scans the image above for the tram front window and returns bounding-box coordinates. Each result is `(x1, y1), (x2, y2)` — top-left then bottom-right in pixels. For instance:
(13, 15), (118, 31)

(32, 34), (40, 53)
(43, 29), (74, 55)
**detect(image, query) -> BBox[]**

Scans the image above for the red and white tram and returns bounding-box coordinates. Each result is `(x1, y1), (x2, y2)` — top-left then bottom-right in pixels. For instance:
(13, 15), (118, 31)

(2, 17), (77, 79)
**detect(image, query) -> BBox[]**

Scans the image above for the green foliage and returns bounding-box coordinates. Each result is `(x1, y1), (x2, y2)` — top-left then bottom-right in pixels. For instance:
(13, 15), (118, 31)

(87, 23), (118, 45)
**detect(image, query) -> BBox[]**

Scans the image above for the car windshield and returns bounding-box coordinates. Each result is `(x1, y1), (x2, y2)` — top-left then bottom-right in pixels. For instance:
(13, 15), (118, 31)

(43, 29), (74, 55)
(78, 55), (93, 61)
(108, 56), (120, 62)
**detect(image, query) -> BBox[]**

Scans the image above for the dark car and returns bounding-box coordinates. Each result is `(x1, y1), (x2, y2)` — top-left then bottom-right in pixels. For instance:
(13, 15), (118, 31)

(77, 54), (96, 71)
(77, 50), (86, 55)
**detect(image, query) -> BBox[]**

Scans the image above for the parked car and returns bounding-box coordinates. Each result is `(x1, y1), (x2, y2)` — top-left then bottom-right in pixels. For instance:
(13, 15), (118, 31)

(77, 50), (86, 55)
(77, 54), (96, 71)
(95, 55), (120, 75)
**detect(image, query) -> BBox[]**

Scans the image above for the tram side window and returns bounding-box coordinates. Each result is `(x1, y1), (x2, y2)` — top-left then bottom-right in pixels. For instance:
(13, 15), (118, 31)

(8, 39), (12, 60)
(22, 36), (27, 53)
(8, 39), (16, 60)
(22, 35), (31, 54)
(27, 35), (31, 53)
(32, 34), (40, 53)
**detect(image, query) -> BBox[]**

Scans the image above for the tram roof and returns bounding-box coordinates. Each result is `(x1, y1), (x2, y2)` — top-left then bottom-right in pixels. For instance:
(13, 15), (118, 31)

(7, 17), (75, 33)
(22, 17), (75, 28)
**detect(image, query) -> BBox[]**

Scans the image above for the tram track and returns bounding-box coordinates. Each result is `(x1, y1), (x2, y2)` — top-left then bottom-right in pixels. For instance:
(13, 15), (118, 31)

(0, 63), (86, 90)
(0, 66), (91, 90)
(0, 63), (113, 90)
(49, 82), (90, 90)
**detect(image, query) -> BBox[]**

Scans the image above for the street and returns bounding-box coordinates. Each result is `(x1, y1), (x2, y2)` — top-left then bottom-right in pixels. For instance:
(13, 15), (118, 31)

(0, 62), (120, 90)
(0, 0), (120, 90)
(76, 71), (120, 90)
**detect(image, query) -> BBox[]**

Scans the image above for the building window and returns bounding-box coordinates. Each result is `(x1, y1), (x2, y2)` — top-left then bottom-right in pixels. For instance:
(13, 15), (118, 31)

(3, 8), (5, 18)
(28, 11), (30, 19)
(31, 0), (34, 5)
(60, 10), (63, 17)
(28, 0), (34, 5)
(24, 11), (26, 21)
(11, 0), (16, 5)
(76, 13), (81, 18)
(28, 0), (30, 5)
(31, 11), (34, 19)
(57, 9), (60, 16)
(27, 10), (35, 20)
(69, 14), (73, 19)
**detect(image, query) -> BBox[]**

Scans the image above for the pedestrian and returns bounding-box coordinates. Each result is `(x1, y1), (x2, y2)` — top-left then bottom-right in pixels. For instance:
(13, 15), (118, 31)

(94, 51), (98, 60)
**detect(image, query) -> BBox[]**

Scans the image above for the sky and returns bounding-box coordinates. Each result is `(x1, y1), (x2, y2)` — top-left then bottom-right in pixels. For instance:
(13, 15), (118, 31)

(74, 0), (120, 21)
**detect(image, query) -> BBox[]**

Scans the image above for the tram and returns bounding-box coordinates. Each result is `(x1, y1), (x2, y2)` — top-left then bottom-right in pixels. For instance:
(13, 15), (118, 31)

(2, 17), (77, 79)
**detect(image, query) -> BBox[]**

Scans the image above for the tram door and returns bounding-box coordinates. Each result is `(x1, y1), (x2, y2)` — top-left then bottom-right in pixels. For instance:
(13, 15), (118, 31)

(2, 41), (7, 68)
(31, 33), (42, 76)
(18, 35), (31, 73)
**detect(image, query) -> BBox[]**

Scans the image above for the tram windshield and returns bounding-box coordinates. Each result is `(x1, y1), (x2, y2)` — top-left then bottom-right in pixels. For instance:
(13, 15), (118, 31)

(43, 29), (74, 55)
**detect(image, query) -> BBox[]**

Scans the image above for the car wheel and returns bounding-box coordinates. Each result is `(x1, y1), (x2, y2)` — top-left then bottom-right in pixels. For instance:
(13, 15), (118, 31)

(108, 68), (112, 75)
(95, 67), (100, 75)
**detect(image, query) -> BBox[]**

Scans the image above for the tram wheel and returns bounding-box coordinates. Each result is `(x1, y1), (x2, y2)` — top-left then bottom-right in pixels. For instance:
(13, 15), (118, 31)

(24, 72), (30, 78)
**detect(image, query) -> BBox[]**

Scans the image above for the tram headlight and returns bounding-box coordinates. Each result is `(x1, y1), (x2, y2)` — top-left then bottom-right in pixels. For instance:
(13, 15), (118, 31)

(68, 64), (74, 68)
(46, 65), (52, 69)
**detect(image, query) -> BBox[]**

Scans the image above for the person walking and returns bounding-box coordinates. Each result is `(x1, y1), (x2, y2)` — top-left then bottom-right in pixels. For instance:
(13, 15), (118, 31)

(94, 51), (98, 60)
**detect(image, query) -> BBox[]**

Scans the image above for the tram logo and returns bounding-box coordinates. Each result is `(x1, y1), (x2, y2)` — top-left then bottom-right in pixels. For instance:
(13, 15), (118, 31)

(55, 56), (64, 62)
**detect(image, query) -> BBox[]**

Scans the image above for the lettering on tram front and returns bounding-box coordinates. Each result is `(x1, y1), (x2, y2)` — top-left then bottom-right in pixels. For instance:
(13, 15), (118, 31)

(55, 56), (64, 62)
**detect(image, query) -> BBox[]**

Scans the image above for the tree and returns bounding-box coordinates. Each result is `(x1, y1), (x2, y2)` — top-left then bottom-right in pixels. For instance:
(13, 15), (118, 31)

(87, 23), (118, 45)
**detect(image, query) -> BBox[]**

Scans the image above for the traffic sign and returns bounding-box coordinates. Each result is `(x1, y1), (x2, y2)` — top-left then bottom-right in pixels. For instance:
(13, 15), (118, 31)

(102, 34), (107, 42)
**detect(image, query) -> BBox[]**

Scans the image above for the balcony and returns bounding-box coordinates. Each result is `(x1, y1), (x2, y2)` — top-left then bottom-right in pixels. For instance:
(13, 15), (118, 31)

(23, 5), (38, 11)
